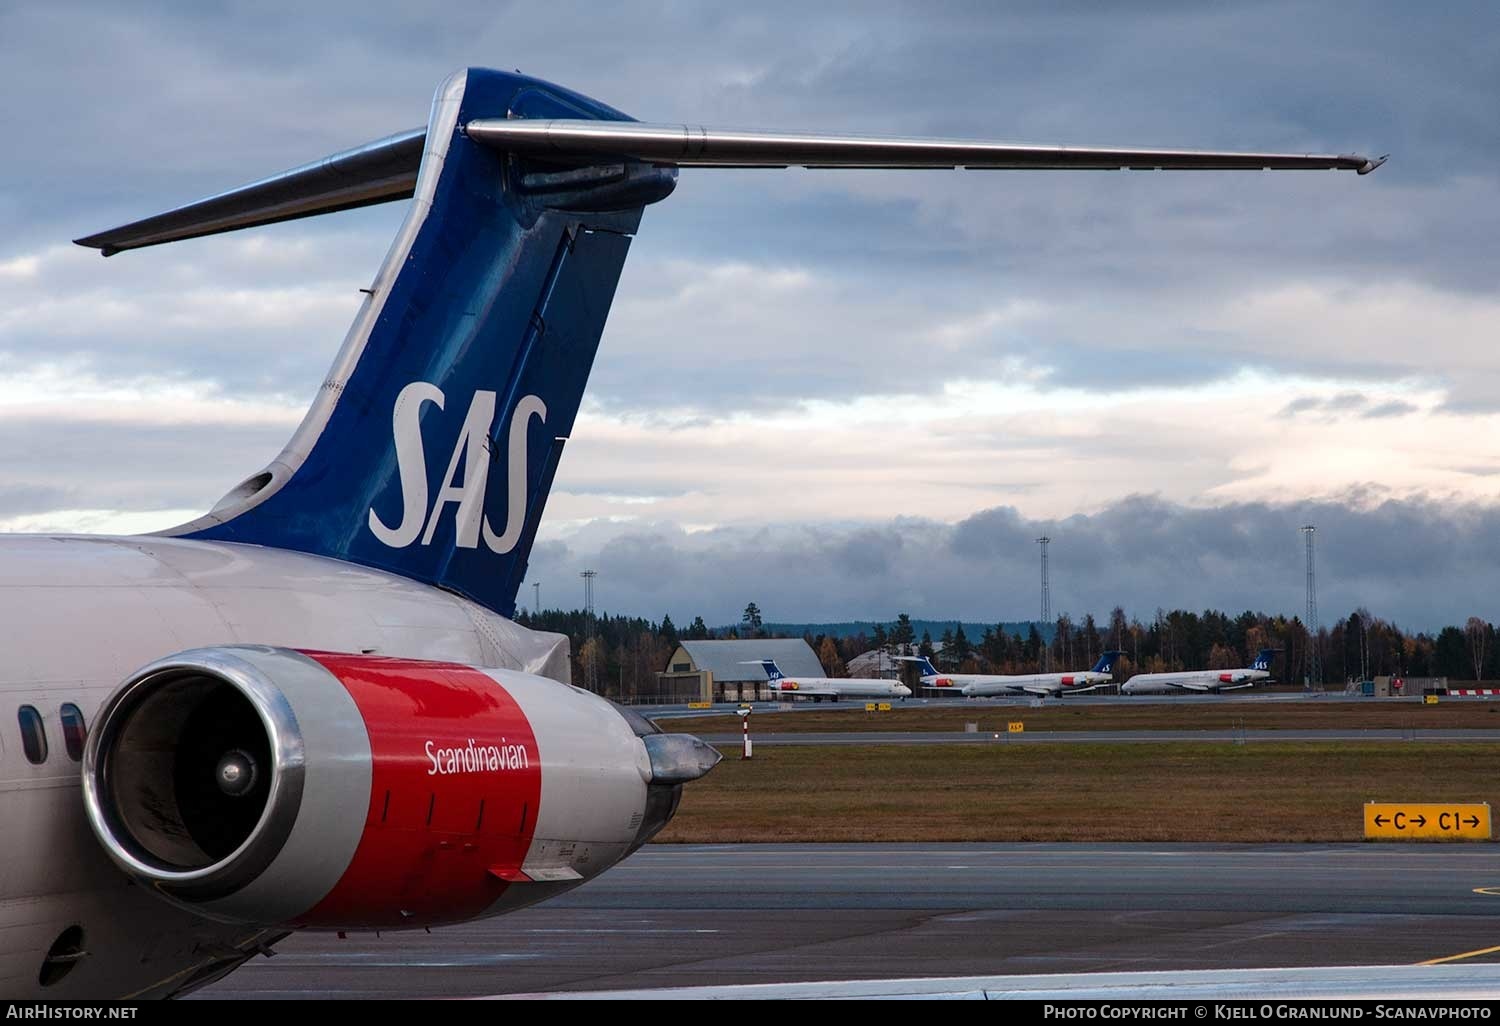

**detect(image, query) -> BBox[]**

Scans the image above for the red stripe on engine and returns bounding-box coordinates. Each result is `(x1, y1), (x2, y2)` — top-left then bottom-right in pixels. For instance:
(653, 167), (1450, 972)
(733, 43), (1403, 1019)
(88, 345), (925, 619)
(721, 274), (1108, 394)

(298, 652), (542, 928)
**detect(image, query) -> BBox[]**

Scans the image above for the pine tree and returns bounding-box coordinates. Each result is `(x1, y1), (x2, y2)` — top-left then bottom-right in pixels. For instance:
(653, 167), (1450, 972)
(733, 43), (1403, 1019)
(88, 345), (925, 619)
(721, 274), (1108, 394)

(742, 602), (763, 636)
(953, 623), (972, 664)
(892, 613), (915, 650)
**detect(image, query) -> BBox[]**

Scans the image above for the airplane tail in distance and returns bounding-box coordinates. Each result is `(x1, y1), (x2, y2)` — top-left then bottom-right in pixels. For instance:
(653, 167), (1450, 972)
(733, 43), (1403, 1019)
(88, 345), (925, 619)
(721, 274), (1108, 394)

(893, 655), (940, 677)
(1252, 649), (1277, 672)
(86, 69), (677, 618)
(760, 659), (786, 682)
(1091, 650), (1124, 675)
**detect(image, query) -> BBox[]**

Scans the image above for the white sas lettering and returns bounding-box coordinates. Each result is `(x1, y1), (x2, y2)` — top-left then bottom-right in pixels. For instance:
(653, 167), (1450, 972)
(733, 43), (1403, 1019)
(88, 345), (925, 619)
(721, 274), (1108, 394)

(370, 383), (547, 554)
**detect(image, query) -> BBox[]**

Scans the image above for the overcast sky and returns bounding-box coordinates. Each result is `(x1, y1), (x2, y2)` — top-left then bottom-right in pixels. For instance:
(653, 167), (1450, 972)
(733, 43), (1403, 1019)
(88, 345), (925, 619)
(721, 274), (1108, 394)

(2, 2), (1496, 629)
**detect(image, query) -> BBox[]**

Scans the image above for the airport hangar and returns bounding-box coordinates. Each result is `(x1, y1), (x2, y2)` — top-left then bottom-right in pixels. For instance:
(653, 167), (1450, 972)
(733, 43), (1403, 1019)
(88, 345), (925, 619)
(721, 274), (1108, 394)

(656, 638), (824, 703)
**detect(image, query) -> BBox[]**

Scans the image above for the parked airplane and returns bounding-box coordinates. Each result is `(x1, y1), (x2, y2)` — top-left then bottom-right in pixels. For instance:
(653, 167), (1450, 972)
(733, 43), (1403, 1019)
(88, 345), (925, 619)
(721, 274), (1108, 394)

(5, 66), (1378, 999)
(899, 652), (1123, 697)
(1121, 649), (1279, 694)
(752, 660), (912, 702)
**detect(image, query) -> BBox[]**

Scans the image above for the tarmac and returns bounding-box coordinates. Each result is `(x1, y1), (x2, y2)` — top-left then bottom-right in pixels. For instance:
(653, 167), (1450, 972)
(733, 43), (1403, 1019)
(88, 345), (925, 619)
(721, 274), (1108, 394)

(701, 728), (1500, 745)
(200, 843), (1500, 998)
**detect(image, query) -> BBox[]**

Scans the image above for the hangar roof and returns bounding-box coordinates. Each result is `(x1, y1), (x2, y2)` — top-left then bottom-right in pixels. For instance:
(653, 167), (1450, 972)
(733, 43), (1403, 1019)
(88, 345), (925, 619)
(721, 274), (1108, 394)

(671, 638), (824, 681)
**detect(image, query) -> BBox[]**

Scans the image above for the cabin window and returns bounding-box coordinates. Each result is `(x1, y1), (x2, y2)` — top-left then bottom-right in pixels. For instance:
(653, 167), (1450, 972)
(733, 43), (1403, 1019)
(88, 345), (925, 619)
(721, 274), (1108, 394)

(18, 705), (47, 764)
(60, 704), (87, 762)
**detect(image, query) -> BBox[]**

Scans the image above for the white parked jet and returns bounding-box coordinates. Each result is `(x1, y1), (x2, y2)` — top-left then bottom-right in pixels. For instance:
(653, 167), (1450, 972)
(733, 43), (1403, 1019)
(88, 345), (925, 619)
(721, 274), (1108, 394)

(1121, 649), (1278, 694)
(750, 660), (912, 702)
(899, 651), (1123, 697)
(1, 65), (1378, 999)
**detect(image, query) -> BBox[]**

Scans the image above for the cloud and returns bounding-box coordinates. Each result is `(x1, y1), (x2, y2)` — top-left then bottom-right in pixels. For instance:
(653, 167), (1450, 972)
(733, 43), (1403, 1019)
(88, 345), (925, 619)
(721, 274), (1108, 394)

(1362, 400), (1419, 419)
(1279, 390), (1423, 422)
(526, 494), (1500, 632)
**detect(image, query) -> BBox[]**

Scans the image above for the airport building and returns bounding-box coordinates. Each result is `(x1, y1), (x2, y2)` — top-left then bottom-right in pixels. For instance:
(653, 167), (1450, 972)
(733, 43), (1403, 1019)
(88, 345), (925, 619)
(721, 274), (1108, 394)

(658, 639), (824, 703)
(1357, 676), (1449, 697)
(847, 647), (929, 679)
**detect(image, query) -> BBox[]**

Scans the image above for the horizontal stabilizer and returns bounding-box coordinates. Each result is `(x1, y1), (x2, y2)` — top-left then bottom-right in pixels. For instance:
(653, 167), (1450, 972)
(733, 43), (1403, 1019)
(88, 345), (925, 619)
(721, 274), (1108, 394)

(75, 128), (426, 255)
(464, 119), (1385, 173)
(77, 117), (1382, 257)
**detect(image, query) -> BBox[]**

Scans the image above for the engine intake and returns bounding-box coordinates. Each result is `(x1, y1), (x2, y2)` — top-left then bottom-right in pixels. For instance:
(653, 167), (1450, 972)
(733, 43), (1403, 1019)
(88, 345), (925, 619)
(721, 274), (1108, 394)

(82, 647), (370, 920)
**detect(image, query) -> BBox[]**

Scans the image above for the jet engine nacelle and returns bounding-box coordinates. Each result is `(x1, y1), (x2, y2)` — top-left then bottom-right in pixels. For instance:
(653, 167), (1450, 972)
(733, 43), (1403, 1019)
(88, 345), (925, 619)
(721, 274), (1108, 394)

(81, 646), (717, 929)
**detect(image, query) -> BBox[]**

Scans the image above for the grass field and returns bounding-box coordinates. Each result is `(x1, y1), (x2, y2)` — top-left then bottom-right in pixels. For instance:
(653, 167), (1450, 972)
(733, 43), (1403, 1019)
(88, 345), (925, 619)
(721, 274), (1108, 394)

(655, 742), (1500, 843)
(663, 701), (1500, 735)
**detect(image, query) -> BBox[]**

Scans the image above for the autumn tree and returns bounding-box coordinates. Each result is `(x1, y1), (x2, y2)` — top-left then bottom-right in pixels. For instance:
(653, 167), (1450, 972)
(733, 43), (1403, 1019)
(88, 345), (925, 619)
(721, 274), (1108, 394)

(1207, 643), (1238, 670)
(1109, 606), (1128, 651)
(576, 636), (605, 692)
(817, 636), (846, 678)
(1466, 617), (1490, 682)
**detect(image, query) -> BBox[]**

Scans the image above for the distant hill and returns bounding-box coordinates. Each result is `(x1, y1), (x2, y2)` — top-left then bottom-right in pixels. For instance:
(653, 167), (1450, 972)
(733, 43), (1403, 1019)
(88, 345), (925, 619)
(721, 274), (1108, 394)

(723, 620), (1052, 643)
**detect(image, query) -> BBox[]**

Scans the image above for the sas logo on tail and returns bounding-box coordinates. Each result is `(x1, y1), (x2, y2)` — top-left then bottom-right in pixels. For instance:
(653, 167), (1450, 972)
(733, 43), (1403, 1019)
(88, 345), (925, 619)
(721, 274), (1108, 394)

(368, 382), (547, 554)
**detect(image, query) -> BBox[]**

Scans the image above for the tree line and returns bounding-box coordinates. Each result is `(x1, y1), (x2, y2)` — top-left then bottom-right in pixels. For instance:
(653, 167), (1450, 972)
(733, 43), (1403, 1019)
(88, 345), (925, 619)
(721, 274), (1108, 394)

(514, 604), (1500, 698)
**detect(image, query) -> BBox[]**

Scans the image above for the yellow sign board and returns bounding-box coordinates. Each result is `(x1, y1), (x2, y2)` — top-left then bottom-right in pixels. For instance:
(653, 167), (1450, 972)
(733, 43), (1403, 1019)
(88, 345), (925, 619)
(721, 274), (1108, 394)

(878, 702), (893, 712)
(865, 702), (877, 712)
(1424, 695), (1439, 705)
(686, 701), (712, 709)
(1007, 721), (1024, 734)
(1364, 803), (1491, 841)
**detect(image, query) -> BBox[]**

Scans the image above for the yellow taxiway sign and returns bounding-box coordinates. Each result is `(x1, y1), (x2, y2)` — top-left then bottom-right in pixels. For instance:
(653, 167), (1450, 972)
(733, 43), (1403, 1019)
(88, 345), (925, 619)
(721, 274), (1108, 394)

(1007, 721), (1025, 734)
(1364, 802), (1490, 840)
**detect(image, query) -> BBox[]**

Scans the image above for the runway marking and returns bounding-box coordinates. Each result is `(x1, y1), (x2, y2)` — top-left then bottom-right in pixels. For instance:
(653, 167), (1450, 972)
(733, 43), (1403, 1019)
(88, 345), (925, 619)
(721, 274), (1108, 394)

(520, 928), (719, 934)
(647, 844), (1487, 854)
(270, 954), (541, 966)
(1418, 943), (1500, 965)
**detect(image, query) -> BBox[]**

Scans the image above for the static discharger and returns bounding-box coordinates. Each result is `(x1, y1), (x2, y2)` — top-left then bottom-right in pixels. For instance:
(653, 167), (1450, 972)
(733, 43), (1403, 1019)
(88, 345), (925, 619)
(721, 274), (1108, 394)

(1364, 803), (1491, 841)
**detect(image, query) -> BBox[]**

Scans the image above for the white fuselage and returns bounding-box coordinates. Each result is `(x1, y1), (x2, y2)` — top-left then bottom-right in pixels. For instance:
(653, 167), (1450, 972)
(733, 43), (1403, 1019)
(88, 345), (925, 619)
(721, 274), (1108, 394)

(770, 676), (911, 700)
(922, 670), (1113, 698)
(1120, 668), (1271, 694)
(0, 534), (620, 999)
